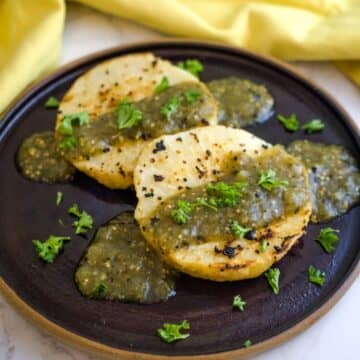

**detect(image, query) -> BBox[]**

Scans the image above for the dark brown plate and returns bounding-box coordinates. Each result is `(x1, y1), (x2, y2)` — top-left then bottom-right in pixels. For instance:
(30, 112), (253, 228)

(0, 41), (359, 359)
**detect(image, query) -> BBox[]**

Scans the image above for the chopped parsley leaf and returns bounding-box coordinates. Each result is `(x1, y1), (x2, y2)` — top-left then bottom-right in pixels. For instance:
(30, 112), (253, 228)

(264, 267), (280, 295)
(59, 135), (77, 150)
(316, 227), (340, 253)
(277, 113), (299, 132)
(160, 97), (180, 120)
(58, 111), (89, 150)
(116, 99), (143, 129)
(230, 220), (251, 239)
(155, 76), (170, 94)
(157, 320), (190, 343)
(183, 90), (201, 104)
(258, 169), (288, 191)
(302, 119), (325, 133)
(243, 339), (252, 348)
(68, 204), (94, 234)
(45, 96), (59, 109)
(308, 265), (326, 286)
(92, 282), (108, 298)
(233, 295), (246, 311)
(260, 240), (268, 253)
(33, 235), (70, 263)
(196, 197), (218, 211)
(56, 191), (63, 206)
(207, 181), (247, 207)
(177, 59), (204, 78)
(171, 200), (194, 225)
(59, 111), (89, 135)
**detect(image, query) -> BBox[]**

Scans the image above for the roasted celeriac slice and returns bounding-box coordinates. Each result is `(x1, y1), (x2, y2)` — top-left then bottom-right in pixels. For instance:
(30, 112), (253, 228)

(134, 126), (312, 281)
(56, 53), (217, 189)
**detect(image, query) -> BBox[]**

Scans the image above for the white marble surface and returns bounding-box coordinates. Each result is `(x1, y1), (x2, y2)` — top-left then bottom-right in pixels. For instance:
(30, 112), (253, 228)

(1, 3), (359, 360)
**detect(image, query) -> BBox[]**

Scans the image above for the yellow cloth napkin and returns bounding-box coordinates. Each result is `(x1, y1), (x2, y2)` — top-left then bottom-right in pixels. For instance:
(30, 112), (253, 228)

(1, 0), (360, 114)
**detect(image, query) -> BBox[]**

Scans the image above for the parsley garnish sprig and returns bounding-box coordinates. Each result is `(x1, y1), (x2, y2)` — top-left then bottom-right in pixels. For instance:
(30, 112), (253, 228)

(177, 59), (204, 78)
(157, 320), (190, 343)
(58, 111), (89, 149)
(308, 265), (326, 286)
(68, 204), (94, 235)
(116, 99), (143, 129)
(258, 169), (288, 191)
(264, 267), (280, 294)
(233, 295), (246, 311)
(230, 220), (251, 239)
(316, 227), (340, 253)
(33, 235), (70, 263)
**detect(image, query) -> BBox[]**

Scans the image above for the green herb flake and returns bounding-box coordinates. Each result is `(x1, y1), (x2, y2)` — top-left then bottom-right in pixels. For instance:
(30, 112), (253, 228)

(32, 235), (70, 263)
(308, 265), (326, 286)
(233, 295), (246, 311)
(207, 181), (247, 208)
(230, 220), (251, 239)
(195, 197), (218, 211)
(302, 119), (325, 133)
(155, 76), (170, 94)
(68, 204), (94, 234)
(160, 97), (180, 120)
(177, 59), (204, 78)
(277, 113), (299, 132)
(243, 339), (252, 348)
(92, 282), (108, 298)
(260, 240), (268, 253)
(316, 227), (340, 253)
(258, 169), (288, 191)
(59, 111), (89, 135)
(183, 90), (201, 104)
(157, 320), (190, 343)
(45, 96), (59, 109)
(264, 267), (280, 295)
(56, 191), (63, 206)
(59, 135), (77, 150)
(116, 99), (143, 130)
(171, 200), (194, 225)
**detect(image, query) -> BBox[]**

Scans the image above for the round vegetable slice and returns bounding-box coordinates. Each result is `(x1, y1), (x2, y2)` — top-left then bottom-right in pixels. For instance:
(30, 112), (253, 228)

(134, 126), (312, 281)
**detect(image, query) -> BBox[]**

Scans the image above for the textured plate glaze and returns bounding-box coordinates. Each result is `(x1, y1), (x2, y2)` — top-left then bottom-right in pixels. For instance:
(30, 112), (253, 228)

(0, 41), (359, 359)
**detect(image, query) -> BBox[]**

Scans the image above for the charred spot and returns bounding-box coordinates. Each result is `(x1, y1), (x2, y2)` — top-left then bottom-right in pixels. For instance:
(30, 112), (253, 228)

(150, 158), (155, 163)
(151, 59), (158, 67)
(118, 167), (126, 177)
(274, 245), (282, 253)
(154, 174), (164, 182)
(176, 137), (183, 142)
(311, 166), (317, 173)
(141, 133), (150, 141)
(212, 169), (220, 175)
(259, 228), (273, 241)
(144, 192), (154, 198)
(195, 165), (206, 178)
(150, 217), (160, 225)
(178, 186), (183, 190)
(153, 140), (166, 153)
(142, 186), (147, 191)
(201, 119), (209, 125)
(114, 82), (119, 86)
(190, 132), (200, 143)
(244, 230), (256, 240)
(102, 147), (111, 153)
(183, 177), (188, 182)
(261, 144), (269, 149)
(206, 149), (212, 157)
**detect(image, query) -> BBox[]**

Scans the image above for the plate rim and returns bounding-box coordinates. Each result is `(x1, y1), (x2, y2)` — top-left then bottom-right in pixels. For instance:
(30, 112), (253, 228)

(0, 39), (359, 360)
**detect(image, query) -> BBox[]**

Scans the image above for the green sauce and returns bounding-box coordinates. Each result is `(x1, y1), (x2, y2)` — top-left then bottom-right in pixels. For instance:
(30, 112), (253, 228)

(143, 146), (310, 253)
(75, 212), (177, 303)
(287, 140), (360, 222)
(17, 131), (75, 183)
(62, 82), (216, 161)
(207, 77), (274, 128)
